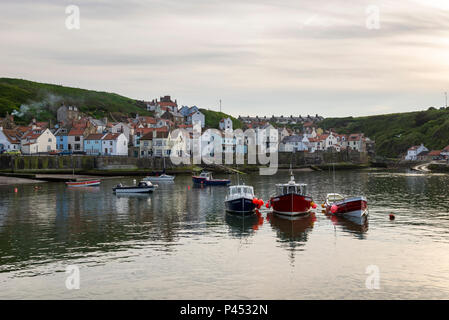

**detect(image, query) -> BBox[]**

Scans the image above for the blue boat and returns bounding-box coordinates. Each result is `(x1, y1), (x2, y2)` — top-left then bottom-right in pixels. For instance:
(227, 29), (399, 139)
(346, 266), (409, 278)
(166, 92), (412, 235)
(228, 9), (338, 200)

(192, 171), (231, 186)
(225, 185), (256, 215)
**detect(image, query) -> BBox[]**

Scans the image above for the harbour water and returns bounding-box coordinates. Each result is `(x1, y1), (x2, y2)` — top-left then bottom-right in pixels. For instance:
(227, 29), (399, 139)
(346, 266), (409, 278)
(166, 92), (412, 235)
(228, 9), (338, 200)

(1, 169), (449, 299)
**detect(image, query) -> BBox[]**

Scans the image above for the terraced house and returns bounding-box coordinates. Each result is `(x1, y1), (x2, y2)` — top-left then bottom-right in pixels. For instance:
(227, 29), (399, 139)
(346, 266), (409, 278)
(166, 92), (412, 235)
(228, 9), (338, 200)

(20, 128), (56, 154)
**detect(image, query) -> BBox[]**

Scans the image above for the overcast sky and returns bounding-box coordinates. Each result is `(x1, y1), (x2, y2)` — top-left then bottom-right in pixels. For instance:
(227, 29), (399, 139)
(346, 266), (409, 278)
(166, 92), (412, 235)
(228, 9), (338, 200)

(1, 0), (448, 118)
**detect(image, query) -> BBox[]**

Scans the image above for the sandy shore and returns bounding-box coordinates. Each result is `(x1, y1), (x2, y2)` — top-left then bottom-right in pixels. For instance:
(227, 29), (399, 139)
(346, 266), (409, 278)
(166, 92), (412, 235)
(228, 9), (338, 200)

(0, 176), (46, 185)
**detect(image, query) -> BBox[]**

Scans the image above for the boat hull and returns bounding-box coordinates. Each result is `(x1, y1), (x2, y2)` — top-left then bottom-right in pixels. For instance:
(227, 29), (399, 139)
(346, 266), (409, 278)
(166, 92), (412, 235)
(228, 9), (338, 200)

(326, 197), (368, 218)
(66, 180), (101, 187)
(225, 197), (256, 214)
(144, 177), (175, 182)
(192, 176), (230, 186)
(270, 193), (312, 216)
(113, 187), (154, 194)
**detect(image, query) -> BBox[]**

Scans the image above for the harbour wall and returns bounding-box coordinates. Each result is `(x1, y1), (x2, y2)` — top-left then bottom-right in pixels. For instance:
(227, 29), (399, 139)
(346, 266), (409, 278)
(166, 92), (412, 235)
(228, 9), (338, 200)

(0, 151), (369, 172)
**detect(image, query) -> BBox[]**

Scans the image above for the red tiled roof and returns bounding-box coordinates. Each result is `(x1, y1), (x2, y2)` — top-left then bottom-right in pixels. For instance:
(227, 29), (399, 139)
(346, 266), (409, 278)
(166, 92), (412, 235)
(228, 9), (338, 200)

(135, 128), (154, 135)
(85, 134), (105, 140)
(68, 128), (85, 136)
(102, 133), (121, 140)
(443, 145), (449, 152)
(428, 150), (442, 156)
(1, 129), (21, 143)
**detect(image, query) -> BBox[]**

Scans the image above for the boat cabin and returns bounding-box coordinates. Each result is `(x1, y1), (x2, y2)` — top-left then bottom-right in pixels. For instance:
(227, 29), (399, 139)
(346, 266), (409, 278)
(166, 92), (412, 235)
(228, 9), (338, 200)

(275, 175), (307, 195)
(228, 185), (254, 197)
(138, 181), (153, 187)
(327, 193), (344, 202)
(199, 172), (212, 180)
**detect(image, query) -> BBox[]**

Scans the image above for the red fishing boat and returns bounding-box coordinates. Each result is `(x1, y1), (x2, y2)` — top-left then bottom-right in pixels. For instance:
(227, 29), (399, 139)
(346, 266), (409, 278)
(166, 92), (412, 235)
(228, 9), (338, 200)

(66, 180), (101, 187)
(269, 172), (313, 217)
(325, 193), (368, 218)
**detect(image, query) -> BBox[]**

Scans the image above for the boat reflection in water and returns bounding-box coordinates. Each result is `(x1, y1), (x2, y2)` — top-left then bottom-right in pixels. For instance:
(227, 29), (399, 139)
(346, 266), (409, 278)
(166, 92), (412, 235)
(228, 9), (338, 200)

(225, 211), (264, 238)
(268, 212), (316, 265)
(268, 212), (316, 242)
(66, 186), (101, 192)
(324, 211), (369, 239)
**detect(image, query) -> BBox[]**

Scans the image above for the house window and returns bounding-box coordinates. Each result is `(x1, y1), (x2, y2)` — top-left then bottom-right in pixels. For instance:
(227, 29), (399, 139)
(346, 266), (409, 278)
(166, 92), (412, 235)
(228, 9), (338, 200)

(110, 141), (113, 146)
(75, 136), (80, 142)
(75, 144), (80, 150)
(48, 138), (52, 142)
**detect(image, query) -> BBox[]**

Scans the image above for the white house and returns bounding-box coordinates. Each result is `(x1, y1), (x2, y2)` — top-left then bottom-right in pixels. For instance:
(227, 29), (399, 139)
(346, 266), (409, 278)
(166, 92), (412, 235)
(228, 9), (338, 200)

(405, 144), (429, 161)
(21, 128), (56, 154)
(152, 131), (171, 157)
(0, 127), (21, 152)
(187, 110), (205, 128)
(110, 122), (131, 141)
(67, 127), (86, 152)
(324, 132), (339, 150)
(219, 117), (233, 131)
(347, 133), (366, 152)
(102, 133), (128, 155)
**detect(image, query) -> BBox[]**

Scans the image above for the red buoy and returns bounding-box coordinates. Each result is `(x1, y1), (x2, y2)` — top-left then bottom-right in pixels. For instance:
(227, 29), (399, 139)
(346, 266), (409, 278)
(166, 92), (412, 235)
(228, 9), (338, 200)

(331, 204), (338, 214)
(389, 214), (395, 220)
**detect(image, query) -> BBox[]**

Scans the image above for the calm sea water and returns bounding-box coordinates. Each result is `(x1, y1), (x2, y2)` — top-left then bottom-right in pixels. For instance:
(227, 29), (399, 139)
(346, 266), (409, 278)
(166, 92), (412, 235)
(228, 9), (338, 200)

(1, 169), (449, 299)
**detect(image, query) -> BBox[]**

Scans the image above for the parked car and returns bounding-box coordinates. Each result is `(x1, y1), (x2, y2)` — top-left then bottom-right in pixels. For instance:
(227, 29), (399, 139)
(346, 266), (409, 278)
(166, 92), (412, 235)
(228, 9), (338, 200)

(4, 150), (21, 155)
(58, 150), (73, 156)
(49, 150), (61, 155)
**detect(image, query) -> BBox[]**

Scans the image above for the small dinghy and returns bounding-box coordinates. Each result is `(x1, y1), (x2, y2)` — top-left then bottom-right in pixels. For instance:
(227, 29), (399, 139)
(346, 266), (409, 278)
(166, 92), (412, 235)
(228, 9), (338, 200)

(113, 180), (157, 194)
(143, 173), (175, 182)
(225, 185), (257, 215)
(325, 193), (368, 218)
(66, 180), (101, 187)
(192, 171), (230, 186)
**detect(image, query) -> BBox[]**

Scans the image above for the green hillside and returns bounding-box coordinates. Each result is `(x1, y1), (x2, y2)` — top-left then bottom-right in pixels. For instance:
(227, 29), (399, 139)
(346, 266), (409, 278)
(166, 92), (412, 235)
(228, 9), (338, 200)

(200, 108), (242, 129)
(0, 78), (150, 123)
(319, 107), (449, 157)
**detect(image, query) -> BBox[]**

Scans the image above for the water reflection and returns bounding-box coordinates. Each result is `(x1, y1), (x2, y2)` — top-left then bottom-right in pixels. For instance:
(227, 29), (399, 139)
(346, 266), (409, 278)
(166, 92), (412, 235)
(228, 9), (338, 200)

(324, 212), (369, 239)
(2, 170), (449, 299)
(225, 212), (264, 238)
(268, 213), (316, 242)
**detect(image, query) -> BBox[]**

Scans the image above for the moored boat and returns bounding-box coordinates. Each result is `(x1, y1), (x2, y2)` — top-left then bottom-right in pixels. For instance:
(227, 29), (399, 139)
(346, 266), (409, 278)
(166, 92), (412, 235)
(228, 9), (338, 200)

(325, 193), (368, 218)
(225, 185), (257, 215)
(113, 181), (156, 194)
(269, 173), (313, 217)
(66, 180), (101, 187)
(192, 171), (230, 186)
(143, 173), (175, 182)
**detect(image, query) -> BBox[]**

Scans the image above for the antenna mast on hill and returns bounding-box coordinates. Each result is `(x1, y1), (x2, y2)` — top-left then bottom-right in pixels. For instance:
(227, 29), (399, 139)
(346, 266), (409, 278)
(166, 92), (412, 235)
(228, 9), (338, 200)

(445, 92), (448, 108)
(219, 99), (222, 113)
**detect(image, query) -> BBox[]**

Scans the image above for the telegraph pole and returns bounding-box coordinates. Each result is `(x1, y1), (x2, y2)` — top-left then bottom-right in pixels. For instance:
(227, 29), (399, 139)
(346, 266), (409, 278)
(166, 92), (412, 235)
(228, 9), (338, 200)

(219, 99), (222, 113)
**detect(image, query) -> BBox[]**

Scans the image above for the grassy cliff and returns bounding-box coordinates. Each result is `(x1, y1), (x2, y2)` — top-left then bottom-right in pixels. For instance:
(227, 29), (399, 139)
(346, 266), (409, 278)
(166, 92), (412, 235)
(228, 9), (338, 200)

(319, 107), (449, 157)
(0, 78), (151, 123)
(200, 108), (242, 129)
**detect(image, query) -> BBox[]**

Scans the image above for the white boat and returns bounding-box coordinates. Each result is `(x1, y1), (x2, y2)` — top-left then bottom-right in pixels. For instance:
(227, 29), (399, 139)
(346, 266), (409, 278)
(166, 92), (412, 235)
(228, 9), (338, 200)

(325, 193), (368, 218)
(113, 181), (157, 194)
(143, 174), (175, 182)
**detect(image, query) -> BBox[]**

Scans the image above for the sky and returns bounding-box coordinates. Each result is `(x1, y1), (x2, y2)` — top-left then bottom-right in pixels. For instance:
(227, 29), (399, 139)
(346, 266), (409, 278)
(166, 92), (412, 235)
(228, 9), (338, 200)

(1, 0), (449, 118)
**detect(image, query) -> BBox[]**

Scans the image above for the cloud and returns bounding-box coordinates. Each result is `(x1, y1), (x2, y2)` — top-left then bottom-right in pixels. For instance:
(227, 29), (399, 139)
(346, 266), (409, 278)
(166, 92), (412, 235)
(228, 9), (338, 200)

(0, 0), (448, 117)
